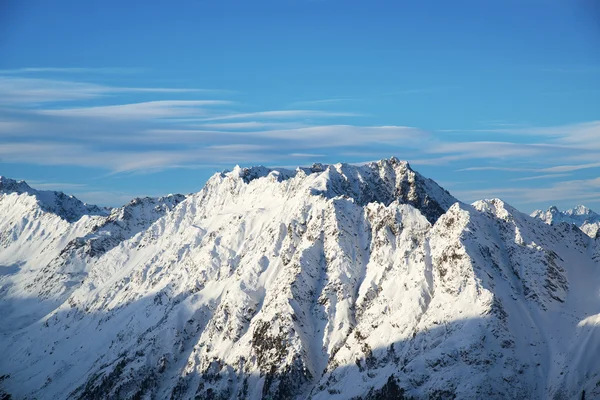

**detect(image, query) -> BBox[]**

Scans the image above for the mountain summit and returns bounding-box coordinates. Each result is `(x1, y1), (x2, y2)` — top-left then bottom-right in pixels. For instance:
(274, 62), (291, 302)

(1, 158), (599, 400)
(218, 157), (457, 223)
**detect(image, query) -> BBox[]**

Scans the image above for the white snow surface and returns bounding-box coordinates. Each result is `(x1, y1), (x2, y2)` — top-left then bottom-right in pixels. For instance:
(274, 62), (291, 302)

(0, 159), (599, 400)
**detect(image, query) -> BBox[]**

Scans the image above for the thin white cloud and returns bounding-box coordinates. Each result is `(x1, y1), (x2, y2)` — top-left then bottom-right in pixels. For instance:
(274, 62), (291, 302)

(0, 121), (427, 173)
(199, 110), (361, 121)
(0, 76), (223, 104)
(426, 141), (570, 160)
(456, 166), (535, 172)
(472, 120), (531, 128)
(540, 162), (600, 173)
(0, 77), (103, 103)
(25, 181), (88, 190)
(408, 155), (477, 166)
(247, 125), (426, 148)
(196, 121), (308, 130)
(206, 144), (270, 152)
(0, 120), (30, 133)
(457, 162), (600, 174)
(511, 173), (571, 182)
(42, 100), (232, 119)
(0, 67), (143, 74)
(117, 124), (423, 150)
(69, 190), (149, 207)
(289, 153), (325, 158)
(452, 177), (600, 206)
(452, 121), (600, 146)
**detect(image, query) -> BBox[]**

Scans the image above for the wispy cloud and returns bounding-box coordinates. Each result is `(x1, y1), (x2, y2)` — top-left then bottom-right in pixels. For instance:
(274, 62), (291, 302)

(452, 177), (600, 206)
(0, 67), (145, 74)
(426, 141), (576, 160)
(69, 190), (154, 207)
(246, 125), (421, 144)
(456, 166), (535, 172)
(199, 110), (362, 121)
(289, 153), (325, 158)
(540, 162), (600, 173)
(408, 155), (472, 166)
(43, 100), (232, 119)
(24, 181), (88, 190)
(511, 173), (571, 182)
(196, 121), (307, 130)
(457, 162), (600, 174)
(454, 121), (600, 144)
(0, 123), (426, 173)
(0, 76), (222, 104)
(2, 70), (600, 214)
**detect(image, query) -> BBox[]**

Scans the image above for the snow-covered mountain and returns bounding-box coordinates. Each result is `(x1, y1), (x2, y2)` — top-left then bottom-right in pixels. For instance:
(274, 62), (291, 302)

(1, 158), (599, 400)
(0, 179), (186, 333)
(0, 176), (108, 222)
(532, 205), (600, 238)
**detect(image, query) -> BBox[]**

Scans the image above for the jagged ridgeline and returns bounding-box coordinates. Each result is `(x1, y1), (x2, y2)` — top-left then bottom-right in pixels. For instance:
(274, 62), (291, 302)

(1, 158), (599, 400)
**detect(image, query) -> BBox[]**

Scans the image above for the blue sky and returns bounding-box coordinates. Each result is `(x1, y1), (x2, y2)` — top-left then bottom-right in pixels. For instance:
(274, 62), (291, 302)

(0, 0), (599, 212)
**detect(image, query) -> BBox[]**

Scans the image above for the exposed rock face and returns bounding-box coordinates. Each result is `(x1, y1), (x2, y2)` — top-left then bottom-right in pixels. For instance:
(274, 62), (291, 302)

(0, 159), (599, 400)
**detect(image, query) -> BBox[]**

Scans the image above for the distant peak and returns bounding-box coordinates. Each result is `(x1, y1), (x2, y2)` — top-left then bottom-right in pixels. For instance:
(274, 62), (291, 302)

(540, 204), (597, 217)
(0, 175), (107, 222)
(531, 204), (600, 237)
(0, 176), (33, 194)
(370, 157), (410, 170)
(310, 163), (325, 173)
(473, 198), (522, 220)
(126, 193), (186, 207)
(384, 156), (408, 167)
(567, 205), (594, 216)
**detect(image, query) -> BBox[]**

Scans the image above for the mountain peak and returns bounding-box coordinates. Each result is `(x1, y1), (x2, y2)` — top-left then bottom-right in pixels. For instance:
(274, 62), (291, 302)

(0, 176), (34, 194)
(215, 158), (456, 224)
(565, 204), (595, 217)
(0, 176), (108, 222)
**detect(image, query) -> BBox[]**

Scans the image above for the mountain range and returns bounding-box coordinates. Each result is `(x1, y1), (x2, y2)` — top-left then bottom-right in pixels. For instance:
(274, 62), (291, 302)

(1, 158), (599, 400)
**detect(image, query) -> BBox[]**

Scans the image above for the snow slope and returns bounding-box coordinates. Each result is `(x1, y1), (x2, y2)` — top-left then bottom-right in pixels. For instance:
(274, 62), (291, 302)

(0, 180), (186, 334)
(0, 159), (599, 400)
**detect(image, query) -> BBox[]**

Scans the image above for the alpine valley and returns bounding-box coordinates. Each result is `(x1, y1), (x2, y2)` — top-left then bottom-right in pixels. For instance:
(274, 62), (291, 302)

(1, 158), (599, 400)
